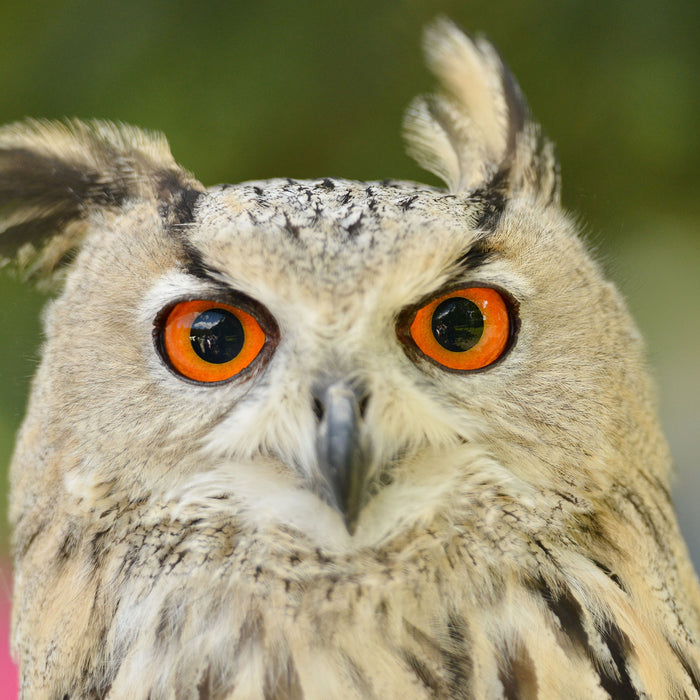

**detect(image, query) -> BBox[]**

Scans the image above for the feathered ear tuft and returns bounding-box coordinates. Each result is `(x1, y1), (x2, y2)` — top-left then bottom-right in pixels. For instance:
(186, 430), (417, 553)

(404, 18), (560, 204)
(0, 119), (204, 279)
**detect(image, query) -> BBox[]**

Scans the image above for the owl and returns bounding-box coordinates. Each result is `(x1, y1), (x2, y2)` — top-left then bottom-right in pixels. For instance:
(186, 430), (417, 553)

(3, 17), (700, 700)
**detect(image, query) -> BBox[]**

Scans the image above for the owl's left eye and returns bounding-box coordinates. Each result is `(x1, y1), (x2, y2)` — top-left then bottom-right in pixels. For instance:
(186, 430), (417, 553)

(403, 287), (511, 371)
(160, 300), (267, 383)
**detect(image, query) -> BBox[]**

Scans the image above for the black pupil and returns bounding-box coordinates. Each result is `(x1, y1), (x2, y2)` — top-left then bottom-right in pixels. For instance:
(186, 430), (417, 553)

(431, 297), (484, 352)
(190, 309), (244, 364)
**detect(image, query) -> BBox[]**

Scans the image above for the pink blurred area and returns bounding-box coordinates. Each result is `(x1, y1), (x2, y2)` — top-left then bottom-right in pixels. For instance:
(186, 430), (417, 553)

(1, 561), (18, 699)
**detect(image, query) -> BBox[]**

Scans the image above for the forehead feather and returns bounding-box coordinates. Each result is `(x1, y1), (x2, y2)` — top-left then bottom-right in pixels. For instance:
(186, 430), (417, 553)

(186, 178), (486, 295)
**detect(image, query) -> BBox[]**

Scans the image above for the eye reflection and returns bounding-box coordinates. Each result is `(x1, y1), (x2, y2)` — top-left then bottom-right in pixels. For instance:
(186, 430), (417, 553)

(431, 297), (484, 352)
(190, 309), (244, 364)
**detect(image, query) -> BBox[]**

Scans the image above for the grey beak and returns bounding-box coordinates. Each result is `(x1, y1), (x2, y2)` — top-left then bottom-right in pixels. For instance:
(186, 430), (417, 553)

(315, 381), (368, 534)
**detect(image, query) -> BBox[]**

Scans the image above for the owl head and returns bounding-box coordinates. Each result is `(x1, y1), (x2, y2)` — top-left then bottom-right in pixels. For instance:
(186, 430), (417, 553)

(2, 20), (667, 551)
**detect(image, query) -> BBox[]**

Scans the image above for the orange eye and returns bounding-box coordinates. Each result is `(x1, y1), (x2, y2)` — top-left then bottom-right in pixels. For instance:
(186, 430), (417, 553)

(162, 300), (266, 383)
(408, 287), (510, 371)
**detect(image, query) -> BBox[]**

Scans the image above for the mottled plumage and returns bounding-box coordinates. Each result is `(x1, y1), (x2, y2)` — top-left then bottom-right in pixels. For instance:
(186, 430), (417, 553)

(4, 18), (700, 699)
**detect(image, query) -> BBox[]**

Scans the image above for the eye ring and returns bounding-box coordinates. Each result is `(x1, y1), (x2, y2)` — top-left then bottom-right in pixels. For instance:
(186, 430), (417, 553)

(405, 287), (511, 371)
(161, 300), (267, 383)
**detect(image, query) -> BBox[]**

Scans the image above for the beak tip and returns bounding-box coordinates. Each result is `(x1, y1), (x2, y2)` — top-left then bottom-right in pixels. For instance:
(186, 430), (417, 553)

(343, 510), (359, 536)
(320, 485), (360, 536)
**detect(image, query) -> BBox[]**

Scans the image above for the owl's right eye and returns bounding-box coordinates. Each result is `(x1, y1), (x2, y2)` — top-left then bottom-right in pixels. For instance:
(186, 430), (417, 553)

(160, 300), (267, 383)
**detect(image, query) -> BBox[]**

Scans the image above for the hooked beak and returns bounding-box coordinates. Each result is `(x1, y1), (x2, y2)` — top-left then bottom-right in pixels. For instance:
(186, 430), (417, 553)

(315, 381), (369, 534)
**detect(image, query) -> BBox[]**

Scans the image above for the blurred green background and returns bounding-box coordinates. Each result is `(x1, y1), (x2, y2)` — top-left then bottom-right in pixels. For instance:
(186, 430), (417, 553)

(0, 0), (698, 566)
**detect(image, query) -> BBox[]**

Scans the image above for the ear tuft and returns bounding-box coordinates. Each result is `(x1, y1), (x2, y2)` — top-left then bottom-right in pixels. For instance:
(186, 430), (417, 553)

(404, 18), (560, 204)
(0, 119), (203, 279)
